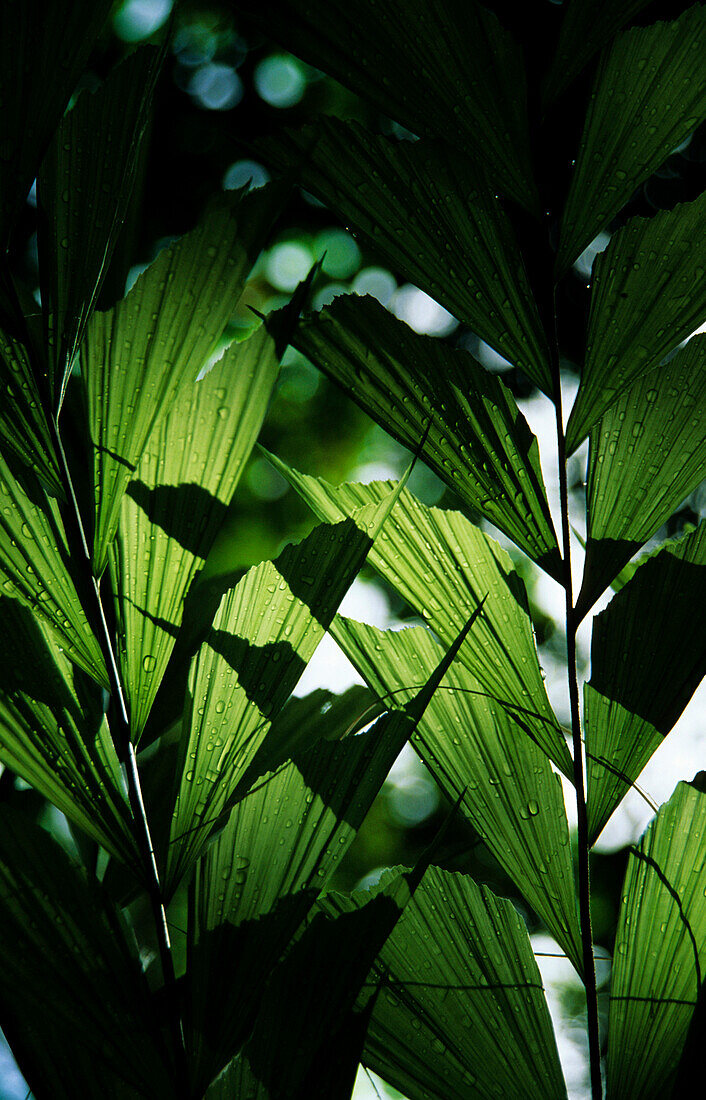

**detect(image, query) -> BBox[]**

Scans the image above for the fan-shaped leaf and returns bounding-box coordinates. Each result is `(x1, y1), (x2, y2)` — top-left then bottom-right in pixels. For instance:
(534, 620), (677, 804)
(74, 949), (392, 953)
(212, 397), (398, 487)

(0, 807), (171, 1097)
(259, 119), (550, 390)
(543, 0), (653, 105)
(606, 781), (706, 1099)
(186, 622), (471, 1090)
(165, 509), (382, 894)
(110, 327), (280, 739)
(585, 523), (706, 845)
(291, 294), (560, 574)
(326, 866), (567, 1100)
(0, 0), (113, 247)
(558, 6), (706, 273)
(0, 326), (61, 495)
(264, 457), (570, 774)
(242, 0), (536, 209)
(0, 596), (135, 864)
(579, 337), (706, 615)
(566, 190), (706, 452)
(187, 709), (414, 1089)
(333, 616), (581, 971)
(38, 47), (162, 409)
(0, 455), (107, 686)
(84, 185), (285, 573)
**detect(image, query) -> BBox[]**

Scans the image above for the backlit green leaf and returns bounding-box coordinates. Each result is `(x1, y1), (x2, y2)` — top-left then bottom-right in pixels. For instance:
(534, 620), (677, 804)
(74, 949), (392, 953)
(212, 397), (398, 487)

(0, 326), (61, 496)
(0, 596), (135, 865)
(264, 458), (570, 774)
(187, 706), (416, 1090)
(110, 327), (280, 738)
(606, 782), (706, 1099)
(0, 0), (113, 246)
(585, 523), (706, 845)
(566, 190), (706, 452)
(84, 186), (285, 574)
(243, 0), (536, 208)
(165, 509), (381, 894)
(579, 337), (706, 615)
(327, 866), (568, 1100)
(0, 455), (107, 687)
(558, 7), (706, 273)
(333, 616), (581, 971)
(38, 47), (162, 409)
(292, 294), (560, 574)
(259, 119), (550, 390)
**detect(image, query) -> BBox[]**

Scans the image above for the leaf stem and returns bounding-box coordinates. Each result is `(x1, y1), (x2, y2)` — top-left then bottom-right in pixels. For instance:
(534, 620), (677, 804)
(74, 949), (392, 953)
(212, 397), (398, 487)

(51, 417), (189, 1092)
(551, 368), (602, 1099)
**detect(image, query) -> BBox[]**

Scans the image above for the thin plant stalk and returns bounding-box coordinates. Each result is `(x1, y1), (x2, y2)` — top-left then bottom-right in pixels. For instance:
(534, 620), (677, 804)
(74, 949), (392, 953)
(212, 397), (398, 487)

(551, 366), (603, 1100)
(50, 417), (189, 1091)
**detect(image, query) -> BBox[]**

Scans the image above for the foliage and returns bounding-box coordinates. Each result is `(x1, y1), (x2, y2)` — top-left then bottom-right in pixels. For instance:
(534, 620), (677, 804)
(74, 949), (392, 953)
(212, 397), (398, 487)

(0, 2), (705, 1098)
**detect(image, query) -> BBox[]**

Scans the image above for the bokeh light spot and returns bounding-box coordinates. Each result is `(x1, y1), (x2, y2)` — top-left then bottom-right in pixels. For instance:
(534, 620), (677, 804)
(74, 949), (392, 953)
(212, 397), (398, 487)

(113, 0), (173, 42)
(265, 241), (313, 291)
(223, 159), (270, 192)
(352, 266), (397, 305)
(254, 55), (307, 108)
(313, 228), (361, 279)
(189, 63), (243, 111)
(390, 284), (457, 336)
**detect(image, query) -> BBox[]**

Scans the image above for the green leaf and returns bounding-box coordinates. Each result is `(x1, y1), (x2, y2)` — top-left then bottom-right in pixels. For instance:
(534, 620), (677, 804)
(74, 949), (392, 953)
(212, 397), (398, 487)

(0, 596), (135, 865)
(0, 455), (107, 687)
(543, 0), (654, 105)
(187, 710), (416, 1090)
(186, 614), (476, 1090)
(38, 47), (162, 410)
(332, 617), (581, 971)
(291, 294), (560, 575)
(327, 866), (568, 1100)
(110, 326), (280, 739)
(259, 118), (551, 392)
(566, 190), (706, 452)
(558, 7), (706, 273)
(264, 458), (571, 775)
(606, 782), (706, 1099)
(0, 325), (62, 495)
(0, 0), (114, 247)
(585, 523), (706, 845)
(165, 509), (381, 894)
(579, 337), (706, 615)
(242, 0), (536, 209)
(84, 185), (285, 574)
(0, 806), (172, 1097)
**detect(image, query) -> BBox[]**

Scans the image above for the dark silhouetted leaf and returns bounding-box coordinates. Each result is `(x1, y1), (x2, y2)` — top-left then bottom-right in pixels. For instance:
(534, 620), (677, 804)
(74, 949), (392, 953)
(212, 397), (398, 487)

(585, 523), (706, 844)
(259, 120), (550, 390)
(0, 0), (113, 246)
(242, 0), (536, 208)
(38, 47), (162, 409)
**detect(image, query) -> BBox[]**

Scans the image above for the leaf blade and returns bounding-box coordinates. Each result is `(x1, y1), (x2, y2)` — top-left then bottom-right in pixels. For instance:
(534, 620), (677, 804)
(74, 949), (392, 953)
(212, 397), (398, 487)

(259, 119), (550, 391)
(606, 782), (706, 1099)
(292, 294), (560, 575)
(585, 523), (706, 844)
